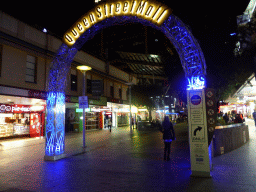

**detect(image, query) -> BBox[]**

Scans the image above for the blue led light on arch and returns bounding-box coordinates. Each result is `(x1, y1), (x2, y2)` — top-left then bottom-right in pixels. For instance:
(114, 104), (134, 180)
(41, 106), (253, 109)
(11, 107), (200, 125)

(187, 76), (205, 90)
(45, 91), (65, 156)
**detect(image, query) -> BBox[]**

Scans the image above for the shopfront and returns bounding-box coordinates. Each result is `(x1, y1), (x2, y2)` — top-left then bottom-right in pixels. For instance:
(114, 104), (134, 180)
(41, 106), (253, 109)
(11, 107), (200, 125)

(69, 97), (139, 130)
(220, 103), (248, 117)
(223, 73), (256, 119)
(102, 107), (112, 129)
(70, 97), (108, 131)
(107, 102), (137, 127)
(137, 108), (149, 121)
(0, 103), (45, 138)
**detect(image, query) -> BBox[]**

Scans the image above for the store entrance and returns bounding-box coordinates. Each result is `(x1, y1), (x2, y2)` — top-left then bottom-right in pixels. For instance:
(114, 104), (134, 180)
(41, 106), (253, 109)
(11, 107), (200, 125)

(0, 102), (45, 138)
(104, 112), (112, 129)
(29, 112), (44, 137)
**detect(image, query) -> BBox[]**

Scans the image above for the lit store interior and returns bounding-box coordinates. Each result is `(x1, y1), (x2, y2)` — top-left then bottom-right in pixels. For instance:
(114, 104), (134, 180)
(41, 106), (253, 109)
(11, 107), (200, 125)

(0, 95), (46, 138)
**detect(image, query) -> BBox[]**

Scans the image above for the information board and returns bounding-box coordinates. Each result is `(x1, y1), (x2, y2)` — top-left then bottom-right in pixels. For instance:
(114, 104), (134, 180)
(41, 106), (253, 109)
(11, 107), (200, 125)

(187, 89), (211, 177)
(79, 96), (88, 109)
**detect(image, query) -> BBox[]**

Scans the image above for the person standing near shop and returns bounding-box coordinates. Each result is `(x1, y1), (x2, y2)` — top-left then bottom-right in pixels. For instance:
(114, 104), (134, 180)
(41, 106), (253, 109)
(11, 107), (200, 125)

(108, 119), (112, 132)
(223, 113), (229, 125)
(160, 116), (176, 161)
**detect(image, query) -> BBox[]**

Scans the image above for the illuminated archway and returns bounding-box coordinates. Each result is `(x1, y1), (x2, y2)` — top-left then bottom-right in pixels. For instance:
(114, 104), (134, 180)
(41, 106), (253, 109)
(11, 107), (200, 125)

(45, 0), (206, 160)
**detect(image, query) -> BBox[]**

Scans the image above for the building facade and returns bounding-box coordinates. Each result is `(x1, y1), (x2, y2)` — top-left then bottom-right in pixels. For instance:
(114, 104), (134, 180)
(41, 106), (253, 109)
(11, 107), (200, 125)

(223, 73), (256, 119)
(0, 11), (137, 138)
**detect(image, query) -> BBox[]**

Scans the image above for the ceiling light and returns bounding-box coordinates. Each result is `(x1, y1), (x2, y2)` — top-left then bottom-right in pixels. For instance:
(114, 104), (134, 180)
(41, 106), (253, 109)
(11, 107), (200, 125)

(150, 54), (158, 58)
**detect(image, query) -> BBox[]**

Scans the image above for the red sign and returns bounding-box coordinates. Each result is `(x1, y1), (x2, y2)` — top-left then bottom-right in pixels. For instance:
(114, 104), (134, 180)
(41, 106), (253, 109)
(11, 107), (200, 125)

(0, 104), (45, 113)
(28, 90), (47, 99)
(30, 113), (42, 137)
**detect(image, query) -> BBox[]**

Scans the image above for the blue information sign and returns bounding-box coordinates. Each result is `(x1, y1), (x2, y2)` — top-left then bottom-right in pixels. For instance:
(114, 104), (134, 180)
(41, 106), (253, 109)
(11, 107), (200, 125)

(191, 95), (201, 105)
(79, 96), (88, 108)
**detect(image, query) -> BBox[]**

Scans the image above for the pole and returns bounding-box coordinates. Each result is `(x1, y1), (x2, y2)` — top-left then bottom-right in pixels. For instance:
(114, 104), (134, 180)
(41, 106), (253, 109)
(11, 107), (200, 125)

(129, 85), (132, 132)
(83, 71), (86, 148)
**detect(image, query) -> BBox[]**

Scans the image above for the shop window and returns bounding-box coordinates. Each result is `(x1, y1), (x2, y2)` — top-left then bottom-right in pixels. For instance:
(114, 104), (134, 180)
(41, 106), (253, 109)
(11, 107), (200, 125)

(25, 55), (37, 83)
(85, 112), (99, 130)
(126, 89), (129, 100)
(87, 79), (92, 94)
(110, 86), (114, 98)
(71, 74), (77, 91)
(119, 88), (122, 99)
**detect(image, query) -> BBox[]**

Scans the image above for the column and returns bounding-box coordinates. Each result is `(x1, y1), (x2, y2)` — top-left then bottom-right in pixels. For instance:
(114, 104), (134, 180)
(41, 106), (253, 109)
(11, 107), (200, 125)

(44, 92), (66, 161)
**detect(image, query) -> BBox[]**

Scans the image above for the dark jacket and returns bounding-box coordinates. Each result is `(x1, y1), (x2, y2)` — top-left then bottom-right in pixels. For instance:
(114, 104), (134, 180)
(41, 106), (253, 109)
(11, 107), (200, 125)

(161, 122), (176, 140)
(234, 115), (243, 123)
(253, 112), (256, 120)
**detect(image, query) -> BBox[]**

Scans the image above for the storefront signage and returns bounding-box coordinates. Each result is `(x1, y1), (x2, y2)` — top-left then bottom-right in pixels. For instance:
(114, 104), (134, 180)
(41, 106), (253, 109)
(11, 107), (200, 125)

(70, 96), (79, 103)
(108, 98), (122, 104)
(29, 90), (47, 100)
(0, 104), (45, 113)
(89, 96), (107, 106)
(29, 90), (75, 103)
(63, 0), (171, 47)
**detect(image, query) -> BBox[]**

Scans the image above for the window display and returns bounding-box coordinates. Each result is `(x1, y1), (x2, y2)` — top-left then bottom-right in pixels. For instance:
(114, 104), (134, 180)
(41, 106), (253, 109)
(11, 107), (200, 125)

(0, 104), (45, 138)
(85, 112), (99, 130)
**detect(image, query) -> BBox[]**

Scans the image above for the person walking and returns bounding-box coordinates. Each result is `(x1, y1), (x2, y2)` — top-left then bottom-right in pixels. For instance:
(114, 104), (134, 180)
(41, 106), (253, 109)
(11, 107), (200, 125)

(108, 119), (112, 132)
(252, 110), (256, 126)
(160, 116), (176, 161)
(132, 118), (135, 129)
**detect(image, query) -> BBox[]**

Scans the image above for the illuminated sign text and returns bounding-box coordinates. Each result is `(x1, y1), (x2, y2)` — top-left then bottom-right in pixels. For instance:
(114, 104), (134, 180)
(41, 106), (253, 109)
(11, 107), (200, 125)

(187, 76), (205, 90)
(0, 104), (45, 113)
(63, 0), (171, 47)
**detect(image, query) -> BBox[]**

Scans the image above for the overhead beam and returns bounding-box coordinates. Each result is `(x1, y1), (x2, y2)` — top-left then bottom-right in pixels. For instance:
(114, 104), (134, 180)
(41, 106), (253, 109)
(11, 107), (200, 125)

(109, 59), (162, 67)
(137, 74), (167, 80)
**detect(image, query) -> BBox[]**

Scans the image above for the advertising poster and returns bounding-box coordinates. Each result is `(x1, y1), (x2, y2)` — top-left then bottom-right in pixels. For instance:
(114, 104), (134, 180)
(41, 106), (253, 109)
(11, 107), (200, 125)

(30, 113), (42, 138)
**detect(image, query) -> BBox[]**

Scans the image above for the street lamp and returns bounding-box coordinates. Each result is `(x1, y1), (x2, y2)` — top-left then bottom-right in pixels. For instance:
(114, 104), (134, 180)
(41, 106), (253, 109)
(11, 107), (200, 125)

(126, 82), (134, 133)
(77, 65), (92, 148)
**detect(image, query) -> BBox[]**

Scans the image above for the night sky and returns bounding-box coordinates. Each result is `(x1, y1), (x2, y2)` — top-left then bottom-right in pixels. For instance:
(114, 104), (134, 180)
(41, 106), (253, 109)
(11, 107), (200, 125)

(1, 0), (251, 90)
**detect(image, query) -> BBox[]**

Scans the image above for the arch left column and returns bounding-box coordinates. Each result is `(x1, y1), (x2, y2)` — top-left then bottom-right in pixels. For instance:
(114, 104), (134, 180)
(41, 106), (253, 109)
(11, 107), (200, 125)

(44, 44), (78, 161)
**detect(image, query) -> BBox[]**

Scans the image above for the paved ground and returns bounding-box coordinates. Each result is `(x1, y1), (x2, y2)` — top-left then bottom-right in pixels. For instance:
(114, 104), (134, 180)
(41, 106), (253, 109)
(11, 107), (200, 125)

(0, 120), (255, 191)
